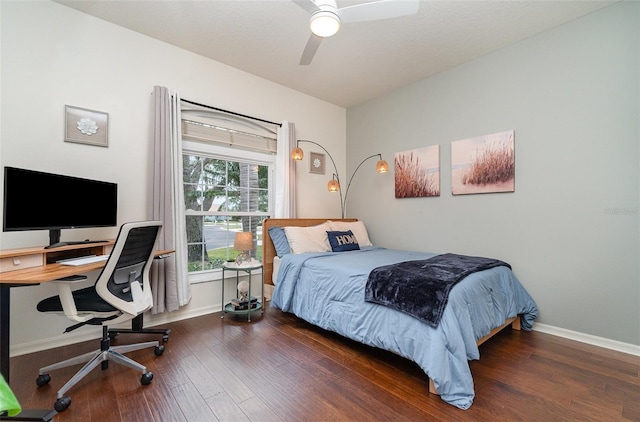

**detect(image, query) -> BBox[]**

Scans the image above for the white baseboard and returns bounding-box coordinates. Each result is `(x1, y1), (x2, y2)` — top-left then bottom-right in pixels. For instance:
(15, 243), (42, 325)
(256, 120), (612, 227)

(13, 308), (640, 359)
(533, 323), (640, 357)
(11, 303), (222, 357)
(143, 304), (218, 328)
(12, 327), (104, 357)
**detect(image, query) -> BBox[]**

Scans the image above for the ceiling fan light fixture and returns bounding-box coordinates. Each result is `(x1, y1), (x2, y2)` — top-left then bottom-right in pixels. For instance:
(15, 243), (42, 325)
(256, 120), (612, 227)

(310, 10), (341, 37)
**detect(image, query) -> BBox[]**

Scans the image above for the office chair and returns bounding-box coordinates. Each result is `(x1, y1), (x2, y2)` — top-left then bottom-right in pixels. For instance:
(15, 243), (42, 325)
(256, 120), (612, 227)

(35, 221), (165, 413)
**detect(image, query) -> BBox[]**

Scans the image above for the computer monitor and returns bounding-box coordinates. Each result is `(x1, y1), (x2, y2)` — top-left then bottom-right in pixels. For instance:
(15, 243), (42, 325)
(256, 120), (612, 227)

(3, 166), (118, 248)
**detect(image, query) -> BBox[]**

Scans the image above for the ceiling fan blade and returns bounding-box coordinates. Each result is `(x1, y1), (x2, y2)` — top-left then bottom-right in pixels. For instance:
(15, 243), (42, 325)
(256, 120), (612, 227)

(338, 0), (419, 24)
(299, 33), (323, 65)
(292, 0), (320, 14)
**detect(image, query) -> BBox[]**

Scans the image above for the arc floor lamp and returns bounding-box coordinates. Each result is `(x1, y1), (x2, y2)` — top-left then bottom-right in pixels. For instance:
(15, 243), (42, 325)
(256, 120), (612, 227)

(292, 139), (388, 218)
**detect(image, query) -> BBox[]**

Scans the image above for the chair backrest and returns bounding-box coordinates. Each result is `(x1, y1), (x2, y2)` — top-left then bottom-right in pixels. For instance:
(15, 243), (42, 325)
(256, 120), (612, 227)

(95, 221), (162, 318)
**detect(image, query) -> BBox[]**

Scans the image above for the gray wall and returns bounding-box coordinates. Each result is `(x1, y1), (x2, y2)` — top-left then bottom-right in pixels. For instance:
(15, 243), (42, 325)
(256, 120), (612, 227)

(346, 2), (639, 345)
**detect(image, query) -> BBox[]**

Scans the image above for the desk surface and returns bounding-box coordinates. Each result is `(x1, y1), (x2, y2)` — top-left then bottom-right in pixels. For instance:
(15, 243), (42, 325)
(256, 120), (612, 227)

(0, 241), (173, 284)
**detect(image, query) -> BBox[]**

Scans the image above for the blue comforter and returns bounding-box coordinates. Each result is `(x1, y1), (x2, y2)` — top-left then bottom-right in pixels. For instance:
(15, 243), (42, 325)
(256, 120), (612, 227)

(271, 247), (538, 409)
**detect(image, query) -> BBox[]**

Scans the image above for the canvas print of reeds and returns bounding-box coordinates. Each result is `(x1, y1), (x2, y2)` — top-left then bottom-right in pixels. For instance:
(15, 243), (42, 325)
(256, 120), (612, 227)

(451, 130), (515, 195)
(394, 145), (440, 198)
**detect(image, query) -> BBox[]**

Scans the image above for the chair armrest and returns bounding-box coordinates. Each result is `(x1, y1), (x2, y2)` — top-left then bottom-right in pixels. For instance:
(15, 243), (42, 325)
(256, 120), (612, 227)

(50, 275), (94, 323)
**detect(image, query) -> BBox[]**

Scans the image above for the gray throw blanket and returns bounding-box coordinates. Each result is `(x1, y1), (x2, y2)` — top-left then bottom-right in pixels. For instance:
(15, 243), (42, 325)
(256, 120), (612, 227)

(365, 253), (511, 328)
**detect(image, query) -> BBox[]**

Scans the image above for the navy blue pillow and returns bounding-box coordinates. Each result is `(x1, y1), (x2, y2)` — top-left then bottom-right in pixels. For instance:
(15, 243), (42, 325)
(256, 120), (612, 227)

(326, 230), (360, 252)
(268, 226), (291, 257)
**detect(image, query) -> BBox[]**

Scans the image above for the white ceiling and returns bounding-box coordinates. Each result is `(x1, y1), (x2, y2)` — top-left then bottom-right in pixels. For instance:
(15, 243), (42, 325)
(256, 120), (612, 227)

(55, 0), (617, 108)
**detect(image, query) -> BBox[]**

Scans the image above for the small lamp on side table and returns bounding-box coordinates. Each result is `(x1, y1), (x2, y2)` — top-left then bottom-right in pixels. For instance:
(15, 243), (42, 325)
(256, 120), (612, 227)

(233, 232), (253, 265)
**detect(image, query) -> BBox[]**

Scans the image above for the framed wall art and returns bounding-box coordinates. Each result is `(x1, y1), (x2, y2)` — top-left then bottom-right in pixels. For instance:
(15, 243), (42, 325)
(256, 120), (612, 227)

(64, 105), (109, 147)
(309, 152), (326, 174)
(394, 145), (440, 198)
(451, 130), (515, 195)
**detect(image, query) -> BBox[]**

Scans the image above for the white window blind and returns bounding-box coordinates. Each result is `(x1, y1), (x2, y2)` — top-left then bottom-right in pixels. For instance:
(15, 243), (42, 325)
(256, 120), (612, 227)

(182, 120), (276, 154)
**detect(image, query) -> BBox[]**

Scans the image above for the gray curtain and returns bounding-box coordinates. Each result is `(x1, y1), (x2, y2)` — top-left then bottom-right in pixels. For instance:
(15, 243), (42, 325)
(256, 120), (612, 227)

(275, 121), (296, 218)
(149, 86), (191, 313)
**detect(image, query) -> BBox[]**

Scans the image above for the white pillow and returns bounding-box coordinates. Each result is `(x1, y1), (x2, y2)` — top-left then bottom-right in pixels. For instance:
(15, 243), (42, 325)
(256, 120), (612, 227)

(328, 220), (373, 247)
(284, 222), (332, 254)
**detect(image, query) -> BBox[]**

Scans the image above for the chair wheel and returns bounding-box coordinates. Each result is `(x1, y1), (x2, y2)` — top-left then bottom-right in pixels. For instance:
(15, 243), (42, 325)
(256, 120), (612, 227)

(154, 345), (165, 356)
(162, 334), (169, 342)
(108, 332), (118, 342)
(141, 372), (153, 385)
(36, 373), (51, 387)
(54, 396), (71, 412)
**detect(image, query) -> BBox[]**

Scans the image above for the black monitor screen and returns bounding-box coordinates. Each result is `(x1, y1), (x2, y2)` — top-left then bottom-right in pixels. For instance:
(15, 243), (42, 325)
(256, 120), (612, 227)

(3, 167), (117, 244)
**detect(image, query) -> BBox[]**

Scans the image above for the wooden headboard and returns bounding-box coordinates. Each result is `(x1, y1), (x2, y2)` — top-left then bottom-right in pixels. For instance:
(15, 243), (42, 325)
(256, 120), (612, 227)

(262, 218), (358, 290)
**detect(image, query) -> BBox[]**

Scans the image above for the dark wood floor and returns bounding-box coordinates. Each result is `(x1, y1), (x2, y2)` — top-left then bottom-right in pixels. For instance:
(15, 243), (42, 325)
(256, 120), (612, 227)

(7, 304), (639, 421)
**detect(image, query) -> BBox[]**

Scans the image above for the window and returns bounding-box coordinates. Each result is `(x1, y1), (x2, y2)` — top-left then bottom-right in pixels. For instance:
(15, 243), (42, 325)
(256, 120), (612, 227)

(181, 113), (276, 282)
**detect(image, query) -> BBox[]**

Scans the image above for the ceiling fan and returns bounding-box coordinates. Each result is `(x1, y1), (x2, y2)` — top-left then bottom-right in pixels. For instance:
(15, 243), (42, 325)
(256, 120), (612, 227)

(293, 0), (420, 65)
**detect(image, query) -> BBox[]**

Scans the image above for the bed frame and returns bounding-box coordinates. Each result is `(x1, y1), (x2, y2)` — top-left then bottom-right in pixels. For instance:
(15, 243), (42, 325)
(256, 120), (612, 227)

(261, 217), (520, 395)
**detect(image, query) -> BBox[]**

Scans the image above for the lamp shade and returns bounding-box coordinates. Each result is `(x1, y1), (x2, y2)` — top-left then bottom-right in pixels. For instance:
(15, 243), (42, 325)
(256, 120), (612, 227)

(234, 232), (253, 252)
(327, 178), (340, 192)
(291, 147), (304, 161)
(376, 159), (389, 173)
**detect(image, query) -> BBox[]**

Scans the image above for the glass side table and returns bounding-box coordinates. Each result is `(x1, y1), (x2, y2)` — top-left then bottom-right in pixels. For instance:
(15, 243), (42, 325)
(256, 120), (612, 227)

(221, 260), (263, 322)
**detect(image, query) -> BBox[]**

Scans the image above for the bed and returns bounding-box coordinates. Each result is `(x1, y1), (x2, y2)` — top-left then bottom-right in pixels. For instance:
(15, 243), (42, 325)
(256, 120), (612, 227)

(262, 218), (538, 409)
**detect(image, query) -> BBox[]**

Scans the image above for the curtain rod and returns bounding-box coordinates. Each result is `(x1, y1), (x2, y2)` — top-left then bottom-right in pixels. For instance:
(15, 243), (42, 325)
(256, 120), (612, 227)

(181, 98), (281, 127)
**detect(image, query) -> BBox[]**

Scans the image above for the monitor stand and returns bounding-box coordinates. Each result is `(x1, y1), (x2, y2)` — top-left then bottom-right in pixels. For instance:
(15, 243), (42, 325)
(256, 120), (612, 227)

(44, 229), (108, 249)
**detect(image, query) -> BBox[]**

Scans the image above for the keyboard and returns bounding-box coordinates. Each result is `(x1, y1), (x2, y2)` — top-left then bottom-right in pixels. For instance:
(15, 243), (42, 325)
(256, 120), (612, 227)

(58, 255), (110, 266)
